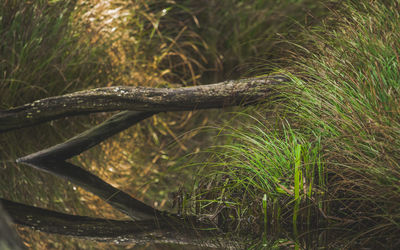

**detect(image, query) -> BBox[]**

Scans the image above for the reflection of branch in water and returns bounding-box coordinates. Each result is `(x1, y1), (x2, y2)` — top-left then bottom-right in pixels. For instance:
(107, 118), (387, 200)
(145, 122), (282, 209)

(2, 198), (241, 249)
(16, 111), (160, 220)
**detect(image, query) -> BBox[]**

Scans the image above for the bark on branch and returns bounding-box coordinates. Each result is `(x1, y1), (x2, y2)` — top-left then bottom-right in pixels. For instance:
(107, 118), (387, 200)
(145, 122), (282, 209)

(0, 75), (287, 132)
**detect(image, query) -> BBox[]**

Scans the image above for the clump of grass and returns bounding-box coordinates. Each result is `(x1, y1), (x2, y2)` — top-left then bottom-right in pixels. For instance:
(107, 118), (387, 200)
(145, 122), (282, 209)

(283, 0), (400, 245)
(184, 113), (326, 233)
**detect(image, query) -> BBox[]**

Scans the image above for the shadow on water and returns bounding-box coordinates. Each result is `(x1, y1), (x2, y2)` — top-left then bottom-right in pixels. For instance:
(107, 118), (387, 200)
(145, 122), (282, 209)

(3, 196), (396, 249)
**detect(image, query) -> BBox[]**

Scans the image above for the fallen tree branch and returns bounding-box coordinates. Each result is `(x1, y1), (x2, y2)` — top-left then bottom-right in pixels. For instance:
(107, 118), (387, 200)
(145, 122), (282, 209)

(0, 75), (287, 132)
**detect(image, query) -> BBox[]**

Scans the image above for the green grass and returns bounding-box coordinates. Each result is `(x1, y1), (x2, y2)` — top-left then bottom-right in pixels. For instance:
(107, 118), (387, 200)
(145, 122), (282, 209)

(184, 0), (400, 247)
(184, 114), (326, 229)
